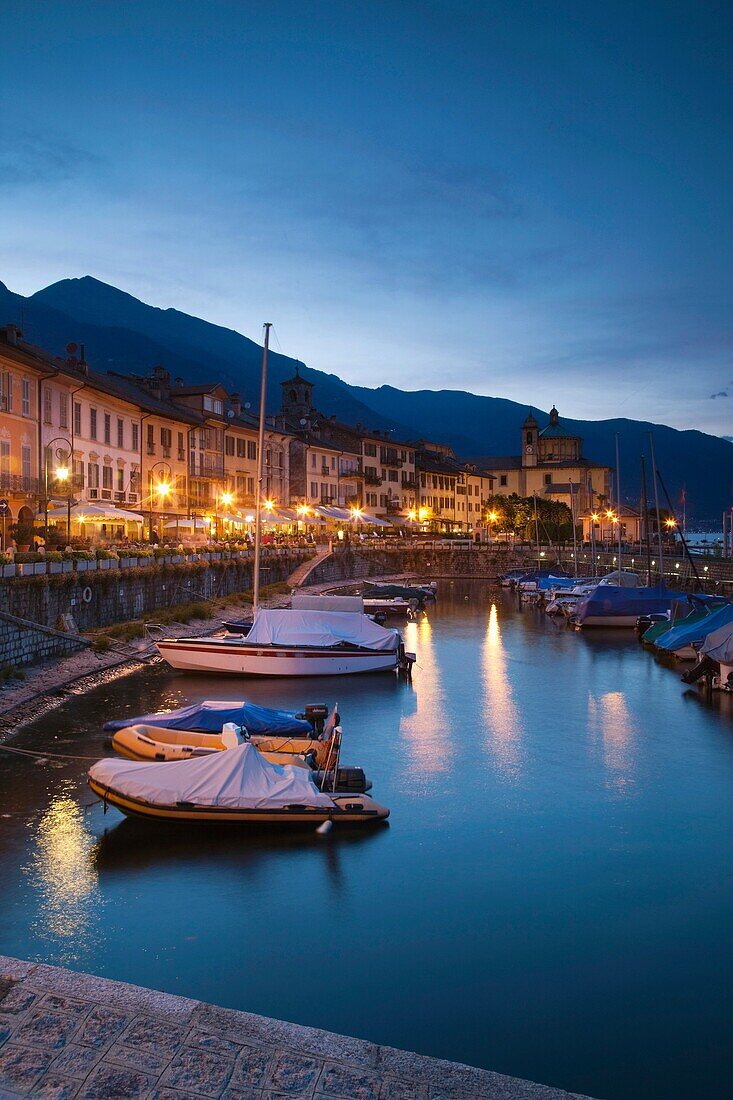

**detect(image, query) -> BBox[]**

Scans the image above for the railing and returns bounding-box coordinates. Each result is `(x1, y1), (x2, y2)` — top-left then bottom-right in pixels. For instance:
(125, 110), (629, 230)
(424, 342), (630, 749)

(364, 472), (382, 486)
(189, 458), (225, 478)
(0, 474), (40, 494)
(401, 477), (417, 490)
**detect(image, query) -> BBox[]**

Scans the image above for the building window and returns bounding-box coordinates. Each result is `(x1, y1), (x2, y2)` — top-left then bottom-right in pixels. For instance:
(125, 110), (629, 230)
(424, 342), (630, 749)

(247, 477), (254, 495)
(363, 442), (376, 457)
(311, 453), (317, 469)
(103, 413), (111, 444)
(131, 423), (139, 451)
(147, 424), (155, 455)
(43, 388), (52, 424)
(544, 473), (552, 485)
(388, 469), (398, 482)
(225, 437), (235, 456)
(88, 462), (99, 488)
(310, 481), (318, 498)
(500, 474), (507, 487)
(0, 440), (9, 476)
(74, 402), (81, 436)
(0, 372), (13, 412)
(203, 396), (223, 415)
(160, 427), (172, 454)
(102, 466), (113, 490)
(247, 441), (257, 461)
(59, 393), (68, 429)
(21, 444), (31, 482)
(117, 418), (124, 448)
(117, 469), (125, 492)
(89, 407), (98, 439)
(21, 378), (31, 417)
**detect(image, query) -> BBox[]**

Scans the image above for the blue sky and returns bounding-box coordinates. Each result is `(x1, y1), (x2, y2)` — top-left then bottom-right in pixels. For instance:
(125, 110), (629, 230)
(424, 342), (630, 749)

(1, 1), (731, 435)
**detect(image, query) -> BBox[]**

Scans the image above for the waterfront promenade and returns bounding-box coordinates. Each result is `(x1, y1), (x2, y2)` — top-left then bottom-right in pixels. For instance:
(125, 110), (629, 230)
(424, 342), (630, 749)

(0, 956), (592, 1099)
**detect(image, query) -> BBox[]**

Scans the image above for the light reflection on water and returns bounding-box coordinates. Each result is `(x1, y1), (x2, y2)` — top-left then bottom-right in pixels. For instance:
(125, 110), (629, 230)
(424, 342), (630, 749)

(23, 790), (103, 964)
(588, 690), (637, 793)
(399, 617), (452, 783)
(482, 603), (524, 778)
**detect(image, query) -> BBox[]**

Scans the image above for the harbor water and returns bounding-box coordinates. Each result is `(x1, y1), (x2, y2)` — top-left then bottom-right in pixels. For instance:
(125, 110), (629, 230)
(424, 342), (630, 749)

(1, 581), (732, 1100)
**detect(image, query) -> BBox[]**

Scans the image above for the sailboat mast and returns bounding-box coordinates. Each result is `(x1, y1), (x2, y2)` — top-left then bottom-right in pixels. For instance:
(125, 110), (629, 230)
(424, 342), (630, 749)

(569, 480), (578, 577)
(533, 494), (540, 573)
(648, 432), (664, 583)
(615, 434), (623, 575)
(640, 453), (652, 585)
(253, 323), (272, 612)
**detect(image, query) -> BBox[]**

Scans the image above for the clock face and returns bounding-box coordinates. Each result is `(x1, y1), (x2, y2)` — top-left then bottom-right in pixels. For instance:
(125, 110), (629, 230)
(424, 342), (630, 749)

(525, 444), (533, 454)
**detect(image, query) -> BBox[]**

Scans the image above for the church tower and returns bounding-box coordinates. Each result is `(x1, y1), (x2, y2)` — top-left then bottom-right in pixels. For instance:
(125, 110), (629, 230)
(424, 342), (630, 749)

(280, 364), (314, 424)
(521, 410), (539, 467)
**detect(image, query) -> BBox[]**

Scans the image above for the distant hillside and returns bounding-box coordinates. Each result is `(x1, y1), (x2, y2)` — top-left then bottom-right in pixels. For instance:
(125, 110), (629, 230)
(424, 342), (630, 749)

(1, 275), (731, 520)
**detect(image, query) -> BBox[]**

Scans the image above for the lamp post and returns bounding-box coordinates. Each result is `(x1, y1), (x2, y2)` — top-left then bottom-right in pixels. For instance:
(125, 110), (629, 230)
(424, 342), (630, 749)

(218, 488), (234, 540)
(488, 509), (499, 543)
(407, 508), (417, 540)
(44, 437), (72, 541)
(148, 461), (172, 542)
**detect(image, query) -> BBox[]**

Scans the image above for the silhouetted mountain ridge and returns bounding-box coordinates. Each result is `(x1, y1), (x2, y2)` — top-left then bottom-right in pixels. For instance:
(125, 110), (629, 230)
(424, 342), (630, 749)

(1, 276), (730, 520)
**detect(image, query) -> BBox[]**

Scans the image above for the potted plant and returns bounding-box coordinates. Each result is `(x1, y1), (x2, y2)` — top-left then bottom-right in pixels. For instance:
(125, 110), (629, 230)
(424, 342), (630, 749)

(10, 521), (35, 552)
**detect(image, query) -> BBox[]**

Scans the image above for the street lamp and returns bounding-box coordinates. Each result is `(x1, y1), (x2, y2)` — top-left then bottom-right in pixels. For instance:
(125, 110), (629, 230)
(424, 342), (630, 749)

(149, 461), (172, 541)
(488, 509), (499, 541)
(44, 437), (72, 540)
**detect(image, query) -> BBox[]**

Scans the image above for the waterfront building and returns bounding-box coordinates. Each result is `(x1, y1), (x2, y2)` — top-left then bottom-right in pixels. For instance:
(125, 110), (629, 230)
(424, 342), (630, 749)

(0, 326), (54, 543)
(414, 440), (495, 533)
(579, 503), (642, 545)
(481, 407), (612, 516)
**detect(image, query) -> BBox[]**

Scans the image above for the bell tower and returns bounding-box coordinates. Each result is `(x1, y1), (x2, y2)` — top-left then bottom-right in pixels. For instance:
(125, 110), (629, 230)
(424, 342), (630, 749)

(521, 410), (538, 467)
(280, 363), (314, 423)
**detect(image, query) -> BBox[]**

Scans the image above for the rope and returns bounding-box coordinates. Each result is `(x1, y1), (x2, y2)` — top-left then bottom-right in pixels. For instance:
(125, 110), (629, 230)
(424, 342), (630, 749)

(0, 743), (102, 762)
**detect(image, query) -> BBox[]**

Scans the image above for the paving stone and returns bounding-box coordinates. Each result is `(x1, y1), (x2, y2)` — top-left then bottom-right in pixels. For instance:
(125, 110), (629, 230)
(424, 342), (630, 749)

(267, 1051), (320, 1095)
(185, 1028), (242, 1055)
(377, 1079), (422, 1100)
(106, 1012), (186, 1072)
(0, 957), (36, 982)
(0, 1041), (54, 1093)
(221, 1089), (266, 1100)
(231, 1044), (276, 1088)
(160, 1042), (236, 1096)
(0, 1023), (12, 1048)
(38, 994), (91, 1020)
(318, 1063), (381, 1099)
(14, 1009), (81, 1051)
(74, 1004), (129, 1049)
(77, 1062), (154, 1098)
(49, 1043), (103, 1078)
(0, 984), (37, 1017)
(30, 1070), (80, 1098)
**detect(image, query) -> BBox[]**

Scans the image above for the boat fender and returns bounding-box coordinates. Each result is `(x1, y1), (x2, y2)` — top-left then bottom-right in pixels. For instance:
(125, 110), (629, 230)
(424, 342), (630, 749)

(82, 586), (93, 603)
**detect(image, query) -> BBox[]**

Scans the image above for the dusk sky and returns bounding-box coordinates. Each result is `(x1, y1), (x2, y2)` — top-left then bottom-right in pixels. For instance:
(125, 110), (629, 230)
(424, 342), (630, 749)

(2, 1), (731, 436)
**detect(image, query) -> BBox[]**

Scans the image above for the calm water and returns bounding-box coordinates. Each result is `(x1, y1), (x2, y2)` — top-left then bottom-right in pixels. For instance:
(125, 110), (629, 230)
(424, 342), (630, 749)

(1, 582), (732, 1100)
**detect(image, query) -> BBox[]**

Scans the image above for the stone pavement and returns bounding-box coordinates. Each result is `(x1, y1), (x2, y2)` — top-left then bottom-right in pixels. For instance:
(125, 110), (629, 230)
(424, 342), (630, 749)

(0, 957), (596, 1100)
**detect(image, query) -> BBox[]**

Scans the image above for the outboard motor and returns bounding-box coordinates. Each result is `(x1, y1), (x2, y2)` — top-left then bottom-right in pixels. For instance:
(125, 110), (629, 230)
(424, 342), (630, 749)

(313, 766), (371, 793)
(302, 704), (328, 735)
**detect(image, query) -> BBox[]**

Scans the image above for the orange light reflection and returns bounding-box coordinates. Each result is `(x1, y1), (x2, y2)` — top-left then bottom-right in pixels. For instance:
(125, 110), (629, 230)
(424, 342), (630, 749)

(482, 604), (524, 778)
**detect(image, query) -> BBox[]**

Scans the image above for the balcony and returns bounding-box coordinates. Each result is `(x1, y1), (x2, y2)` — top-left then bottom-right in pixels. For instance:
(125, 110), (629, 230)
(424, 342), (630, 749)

(386, 499), (402, 514)
(401, 476), (417, 490)
(189, 457), (225, 478)
(321, 465), (331, 476)
(0, 473), (40, 495)
(364, 471), (382, 486)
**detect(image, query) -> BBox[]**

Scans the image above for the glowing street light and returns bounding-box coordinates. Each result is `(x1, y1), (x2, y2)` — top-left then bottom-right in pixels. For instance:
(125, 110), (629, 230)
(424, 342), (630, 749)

(220, 490), (234, 508)
(264, 498), (275, 511)
(55, 464), (69, 482)
(665, 517), (677, 530)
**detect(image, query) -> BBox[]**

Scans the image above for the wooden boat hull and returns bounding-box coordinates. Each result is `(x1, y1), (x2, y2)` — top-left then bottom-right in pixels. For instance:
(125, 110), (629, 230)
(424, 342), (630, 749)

(156, 638), (399, 676)
(88, 776), (388, 825)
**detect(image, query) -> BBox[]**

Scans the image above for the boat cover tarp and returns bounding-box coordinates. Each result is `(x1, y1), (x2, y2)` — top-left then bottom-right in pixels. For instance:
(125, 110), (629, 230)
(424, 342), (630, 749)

(103, 699), (312, 734)
(244, 608), (398, 651)
(655, 603), (733, 653)
(597, 571), (641, 588)
(574, 584), (687, 624)
(364, 582), (433, 599)
(700, 617), (733, 663)
(291, 594), (364, 613)
(89, 743), (335, 809)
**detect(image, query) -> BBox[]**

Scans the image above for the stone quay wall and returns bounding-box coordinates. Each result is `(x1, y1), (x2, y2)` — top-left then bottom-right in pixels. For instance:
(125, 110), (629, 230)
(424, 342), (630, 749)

(0, 551), (307, 670)
(300, 543), (532, 586)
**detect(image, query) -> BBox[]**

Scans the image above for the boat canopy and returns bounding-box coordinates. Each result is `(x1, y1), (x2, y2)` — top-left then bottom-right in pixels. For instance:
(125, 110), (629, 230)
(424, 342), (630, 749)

(655, 603), (733, 653)
(597, 571), (641, 588)
(89, 743), (336, 810)
(700, 616), (733, 664)
(103, 699), (313, 734)
(574, 584), (688, 624)
(245, 607), (399, 651)
(291, 593), (364, 613)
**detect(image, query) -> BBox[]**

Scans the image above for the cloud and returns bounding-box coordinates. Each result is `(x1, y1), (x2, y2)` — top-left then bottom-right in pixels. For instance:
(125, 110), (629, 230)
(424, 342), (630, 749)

(709, 390), (728, 399)
(0, 131), (102, 190)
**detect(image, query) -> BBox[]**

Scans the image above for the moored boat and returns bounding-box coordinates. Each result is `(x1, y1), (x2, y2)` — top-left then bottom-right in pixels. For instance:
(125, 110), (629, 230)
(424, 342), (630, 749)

(156, 605), (411, 677)
(88, 742), (389, 826)
(572, 584), (688, 628)
(103, 699), (319, 736)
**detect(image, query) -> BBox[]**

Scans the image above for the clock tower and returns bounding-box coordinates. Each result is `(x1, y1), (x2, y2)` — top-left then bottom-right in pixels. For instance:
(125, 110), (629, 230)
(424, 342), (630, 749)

(521, 410), (538, 467)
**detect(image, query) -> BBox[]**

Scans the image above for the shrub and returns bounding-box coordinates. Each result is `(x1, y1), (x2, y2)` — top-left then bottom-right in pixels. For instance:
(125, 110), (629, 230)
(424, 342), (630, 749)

(95, 549), (119, 561)
(45, 551), (63, 563)
(92, 635), (111, 653)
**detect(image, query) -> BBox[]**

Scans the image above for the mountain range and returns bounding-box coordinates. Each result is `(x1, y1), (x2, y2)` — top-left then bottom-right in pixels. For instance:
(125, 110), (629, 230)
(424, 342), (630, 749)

(1, 275), (731, 521)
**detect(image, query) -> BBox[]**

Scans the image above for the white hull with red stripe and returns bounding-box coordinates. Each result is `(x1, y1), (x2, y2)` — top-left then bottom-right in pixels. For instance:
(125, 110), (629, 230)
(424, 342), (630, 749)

(156, 636), (399, 676)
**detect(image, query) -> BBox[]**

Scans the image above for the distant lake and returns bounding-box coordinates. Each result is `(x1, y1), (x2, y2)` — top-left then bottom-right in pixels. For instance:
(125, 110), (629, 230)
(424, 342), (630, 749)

(1, 583), (732, 1100)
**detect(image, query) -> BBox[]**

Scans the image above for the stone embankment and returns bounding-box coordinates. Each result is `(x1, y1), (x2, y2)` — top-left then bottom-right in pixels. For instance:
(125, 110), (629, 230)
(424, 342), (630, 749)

(0, 955), (594, 1099)
(0, 551), (309, 671)
(293, 544), (531, 588)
